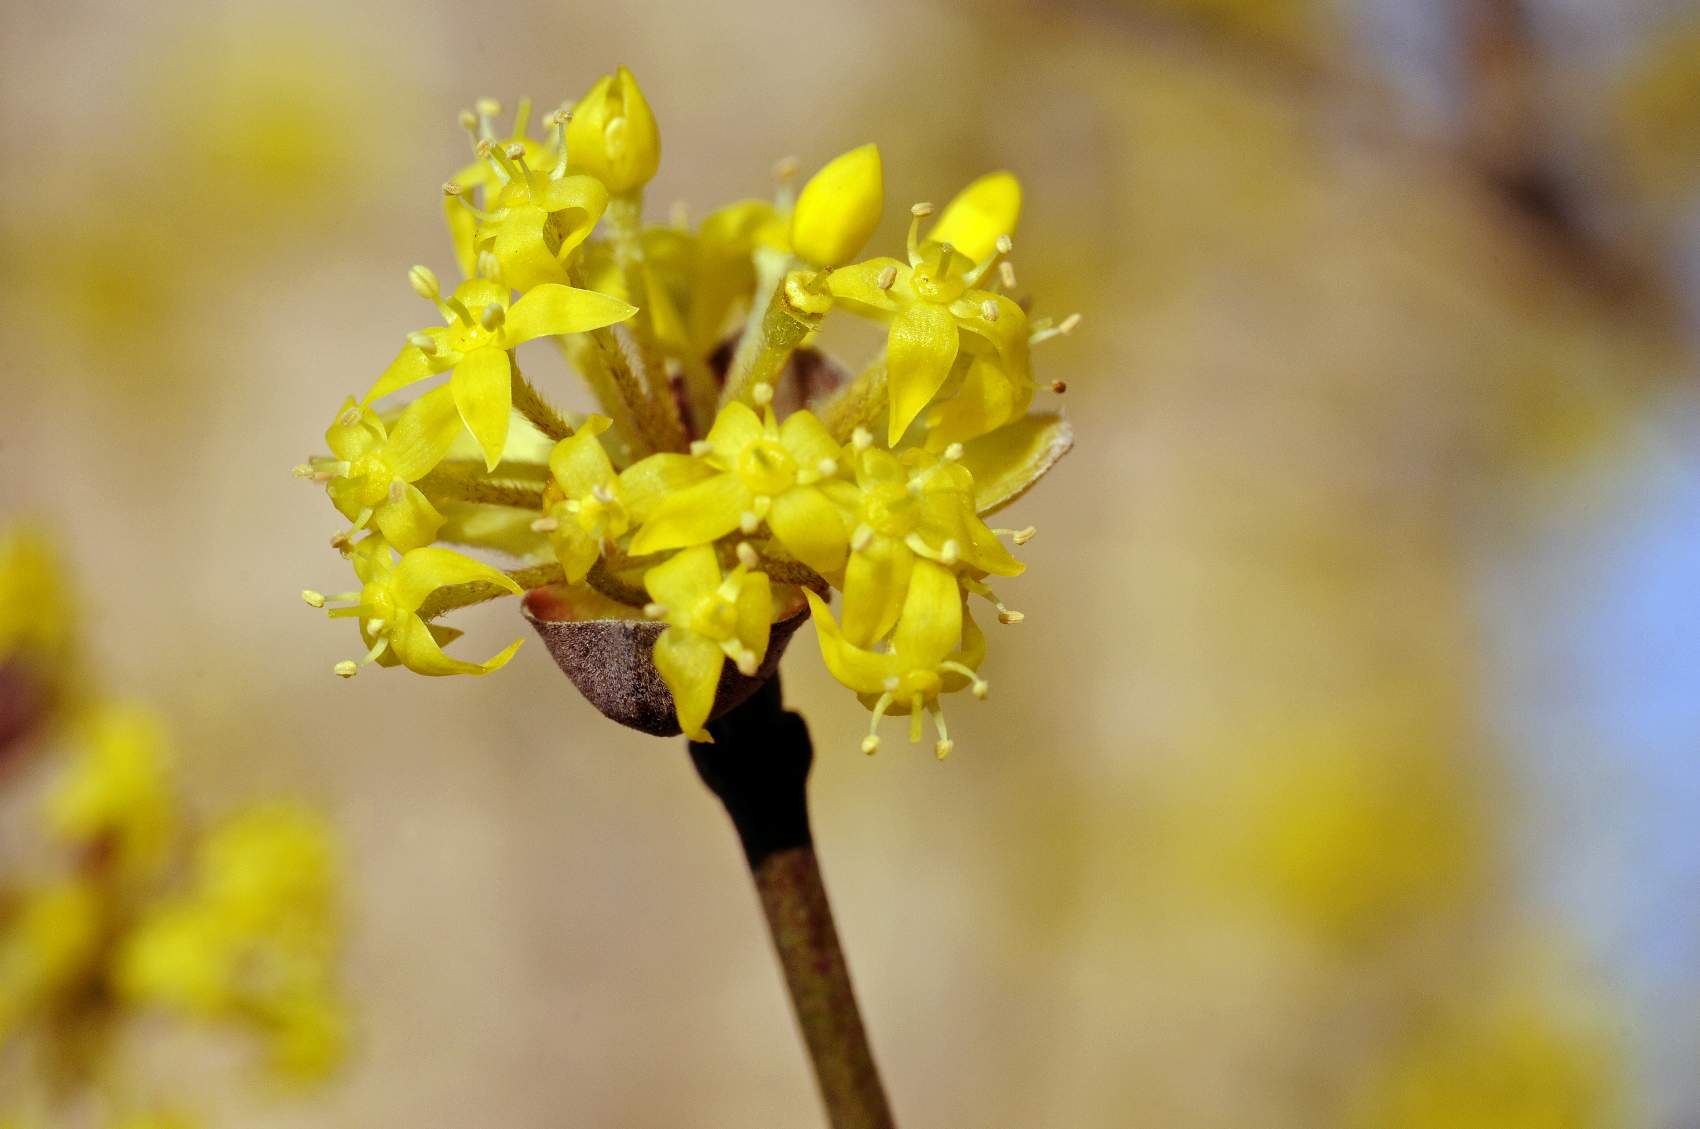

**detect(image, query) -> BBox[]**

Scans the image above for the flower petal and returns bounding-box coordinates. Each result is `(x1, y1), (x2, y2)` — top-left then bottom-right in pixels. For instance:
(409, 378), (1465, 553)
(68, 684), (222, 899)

(504, 283), (635, 344)
(390, 614), (521, 677)
(778, 409), (842, 472)
(824, 258), (906, 318)
(893, 559), (962, 669)
(957, 411), (1075, 515)
(548, 415), (616, 497)
(735, 571), (773, 664)
(767, 486), (848, 574)
(629, 472), (748, 555)
(373, 482), (445, 554)
(390, 546), (522, 614)
(804, 590), (897, 694)
(704, 401), (764, 467)
(618, 453), (717, 522)
(550, 524), (602, 585)
(367, 337), (451, 404)
(384, 386), (463, 482)
(840, 537), (913, 647)
(451, 346), (513, 472)
(926, 171), (1021, 262)
(537, 174), (609, 258)
(653, 626), (724, 740)
(642, 545), (722, 614)
(886, 302), (960, 445)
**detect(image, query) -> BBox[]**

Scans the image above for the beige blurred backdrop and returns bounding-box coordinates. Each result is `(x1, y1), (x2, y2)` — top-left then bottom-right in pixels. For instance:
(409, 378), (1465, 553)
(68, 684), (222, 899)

(4, 0), (1700, 1125)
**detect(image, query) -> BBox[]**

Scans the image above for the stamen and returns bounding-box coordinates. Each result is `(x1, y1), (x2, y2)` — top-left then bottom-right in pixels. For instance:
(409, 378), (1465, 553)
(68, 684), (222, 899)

(942, 443), (964, 462)
(862, 690), (895, 755)
(1051, 380), (1069, 394)
(942, 661), (988, 699)
(291, 464), (316, 479)
(408, 265), (441, 300)
(735, 542), (760, 569)
(850, 524), (874, 553)
(991, 525), (1038, 545)
(851, 428), (873, 451)
(998, 608), (1025, 625)
(910, 202), (935, 217)
(996, 234), (1014, 254)
(480, 302), (505, 331)
(751, 382), (774, 407)
(530, 516), (560, 532)
(816, 457), (838, 478)
(476, 251), (502, 280)
(388, 481), (405, 504)
(981, 299), (999, 322)
(338, 407), (362, 427)
(689, 439), (713, 457)
(940, 539), (960, 565)
(876, 265), (898, 291)
(643, 602), (667, 619)
(929, 704), (953, 759)
(772, 156), (801, 183)
(301, 589), (327, 608)
(905, 204), (933, 265)
(909, 695), (924, 743)
(333, 660), (358, 678)
(475, 97), (502, 119)
(408, 333), (439, 354)
(591, 483), (616, 504)
(670, 200), (690, 229)
(739, 510), (761, 534)
(445, 297), (475, 325)
(999, 261), (1017, 290)
(1059, 313), (1082, 334)
(457, 109), (479, 135)
(734, 646), (759, 677)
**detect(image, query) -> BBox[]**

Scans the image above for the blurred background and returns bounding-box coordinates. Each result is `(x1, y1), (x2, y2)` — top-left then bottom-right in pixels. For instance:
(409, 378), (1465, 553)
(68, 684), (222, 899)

(3, 0), (1699, 1124)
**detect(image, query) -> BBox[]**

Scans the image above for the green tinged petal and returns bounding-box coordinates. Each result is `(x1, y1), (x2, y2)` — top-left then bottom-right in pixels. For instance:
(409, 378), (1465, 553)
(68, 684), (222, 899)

(767, 486), (848, 574)
(537, 174), (609, 257)
(630, 473), (748, 555)
(550, 524), (602, 584)
(367, 340), (449, 404)
(958, 411), (1075, 515)
(390, 546), (522, 614)
(653, 626), (723, 740)
(505, 283), (636, 343)
(841, 537), (913, 647)
(735, 571), (773, 663)
(886, 302), (961, 445)
(704, 401), (764, 467)
(824, 258), (906, 318)
(777, 409), (841, 472)
(451, 346), (513, 472)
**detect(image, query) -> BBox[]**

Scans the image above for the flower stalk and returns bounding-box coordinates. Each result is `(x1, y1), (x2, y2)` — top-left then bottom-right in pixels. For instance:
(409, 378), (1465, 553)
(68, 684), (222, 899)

(688, 676), (896, 1129)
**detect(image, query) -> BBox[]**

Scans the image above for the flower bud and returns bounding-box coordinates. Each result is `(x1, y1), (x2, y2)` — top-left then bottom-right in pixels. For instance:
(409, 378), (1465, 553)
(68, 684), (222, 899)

(790, 143), (883, 268)
(567, 65), (661, 194)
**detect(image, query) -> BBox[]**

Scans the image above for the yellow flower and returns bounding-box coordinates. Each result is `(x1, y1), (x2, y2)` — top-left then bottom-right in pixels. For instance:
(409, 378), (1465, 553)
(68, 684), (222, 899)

(804, 558), (986, 758)
(567, 65), (661, 194)
(829, 202), (1030, 445)
(540, 415), (629, 583)
(311, 537), (523, 678)
(47, 704), (176, 876)
(643, 545), (773, 740)
(822, 442), (1022, 646)
(456, 129), (609, 293)
(789, 143), (884, 268)
(630, 402), (849, 573)
(0, 880), (103, 1042)
(313, 388), (462, 552)
(443, 97), (556, 277)
(366, 271), (635, 471)
(0, 526), (72, 673)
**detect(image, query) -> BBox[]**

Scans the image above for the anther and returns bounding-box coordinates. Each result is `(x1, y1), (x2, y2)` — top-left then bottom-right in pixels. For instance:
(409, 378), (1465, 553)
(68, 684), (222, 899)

(981, 299), (1000, 322)
(591, 483), (616, 504)
(817, 457), (838, 478)
(530, 516), (560, 533)
(751, 382), (774, 407)
(739, 510), (761, 534)
(1014, 525), (1037, 545)
(504, 142), (526, 160)
(329, 530), (354, 550)
(910, 202), (934, 218)
(851, 428), (873, 451)
(689, 440), (713, 457)
(1051, 380), (1068, 394)
(333, 660), (359, 679)
(442, 181), (464, 197)
(389, 481), (405, 504)
(1059, 313), (1082, 335)
(476, 251), (502, 280)
(408, 333), (438, 353)
(999, 261), (1017, 289)
(995, 234), (1013, 254)
(479, 302), (505, 331)
(850, 525), (874, 553)
(735, 542), (760, 569)
(876, 265), (898, 291)
(408, 264), (440, 300)
(338, 407), (362, 427)
(972, 679), (989, 699)
(301, 589), (327, 608)
(773, 156), (800, 182)
(861, 735), (881, 755)
(643, 602), (667, 619)
(935, 739), (955, 760)
(940, 539), (960, 565)
(998, 608), (1025, 625)
(942, 442), (964, 462)
(882, 676), (900, 692)
(291, 463), (316, 479)
(475, 97), (502, 118)
(475, 138), (494, 159)
(735, 649), (759, 677)
(457, 109), (478, 133)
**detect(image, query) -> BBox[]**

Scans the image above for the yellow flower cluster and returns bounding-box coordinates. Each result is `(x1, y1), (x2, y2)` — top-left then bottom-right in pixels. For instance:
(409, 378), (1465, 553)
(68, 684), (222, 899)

(1, 533), (345, 1126)
(300, 68), (1076, 753)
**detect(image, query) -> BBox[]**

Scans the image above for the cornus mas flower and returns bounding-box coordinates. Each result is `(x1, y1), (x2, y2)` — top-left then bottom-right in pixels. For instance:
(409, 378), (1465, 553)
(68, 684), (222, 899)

(297, 65), (1076, 756)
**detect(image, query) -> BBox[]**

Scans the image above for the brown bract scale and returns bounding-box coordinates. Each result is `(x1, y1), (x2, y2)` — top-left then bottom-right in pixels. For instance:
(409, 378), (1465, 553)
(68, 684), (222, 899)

(523, 584), (810, 737)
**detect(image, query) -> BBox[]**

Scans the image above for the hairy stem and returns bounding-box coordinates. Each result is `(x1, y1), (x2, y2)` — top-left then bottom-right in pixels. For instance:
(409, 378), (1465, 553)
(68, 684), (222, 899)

(510, 360), (577, 442)
(818, 359), (888, 444)
(416, 562), (564, 621)
(689, 678), (896, 1129)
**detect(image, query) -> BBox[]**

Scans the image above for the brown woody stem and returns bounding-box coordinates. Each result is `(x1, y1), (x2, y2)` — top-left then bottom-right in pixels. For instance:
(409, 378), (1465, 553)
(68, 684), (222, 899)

(689, 677), (896, 1129)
